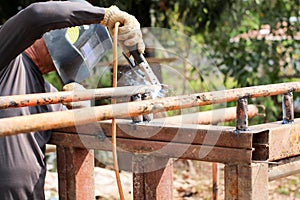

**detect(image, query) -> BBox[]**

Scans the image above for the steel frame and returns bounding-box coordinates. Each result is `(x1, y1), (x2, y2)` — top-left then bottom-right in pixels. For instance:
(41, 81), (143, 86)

(47, 82), (300, 200)
(1, 82), (300, 199)
(48, 117), (300, 200)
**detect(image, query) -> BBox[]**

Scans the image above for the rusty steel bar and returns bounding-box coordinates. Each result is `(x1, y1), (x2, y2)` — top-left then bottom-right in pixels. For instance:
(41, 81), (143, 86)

(236, 98), (249, 131)
(212, 162), (219, 200)
(282, 91), (294, 124)
(153, 105), (259, 125)
(0, 85), (160, 109)
(0, 82), (299, 136)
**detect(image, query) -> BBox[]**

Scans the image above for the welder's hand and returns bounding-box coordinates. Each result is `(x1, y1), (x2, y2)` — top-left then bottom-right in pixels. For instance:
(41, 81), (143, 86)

(101, 5), (145, 56)
(62, 82), (90, 109)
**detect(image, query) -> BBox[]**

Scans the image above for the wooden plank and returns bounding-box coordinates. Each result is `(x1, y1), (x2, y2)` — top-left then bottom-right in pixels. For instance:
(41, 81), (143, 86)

(132, 156), (173, 200)
(224, 163), (268, 200)
(56, 146), (95, 200)
(56, 121), (253, 149)
(269, 156), (300, 181)
(49, 132), (252, 164)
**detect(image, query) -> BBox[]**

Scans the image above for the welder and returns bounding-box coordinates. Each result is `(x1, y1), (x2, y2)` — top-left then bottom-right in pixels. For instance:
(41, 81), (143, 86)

(0, 0), (145, 199)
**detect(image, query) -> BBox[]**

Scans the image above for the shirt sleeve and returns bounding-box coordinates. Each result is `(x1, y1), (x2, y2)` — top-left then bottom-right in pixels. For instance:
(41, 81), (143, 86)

(0, 1), (105, 69)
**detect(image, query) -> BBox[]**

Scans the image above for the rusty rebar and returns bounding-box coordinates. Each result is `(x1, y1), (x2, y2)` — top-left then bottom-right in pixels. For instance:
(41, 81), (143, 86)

(0, 82), (299, 136)
(0, 85), (160, 109)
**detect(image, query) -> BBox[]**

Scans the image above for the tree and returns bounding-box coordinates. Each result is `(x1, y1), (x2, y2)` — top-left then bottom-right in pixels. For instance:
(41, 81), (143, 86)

(204, 0), (300, 86)
(202, 0), (300, 121)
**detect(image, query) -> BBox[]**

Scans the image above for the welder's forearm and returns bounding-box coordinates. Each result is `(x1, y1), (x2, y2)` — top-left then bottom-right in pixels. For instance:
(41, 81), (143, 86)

(29, 1), (105, 34)
(0, 1), (105, 68)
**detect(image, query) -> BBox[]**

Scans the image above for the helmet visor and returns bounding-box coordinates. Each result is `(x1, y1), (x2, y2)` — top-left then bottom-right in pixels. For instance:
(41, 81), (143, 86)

(44, 24), (112, 84)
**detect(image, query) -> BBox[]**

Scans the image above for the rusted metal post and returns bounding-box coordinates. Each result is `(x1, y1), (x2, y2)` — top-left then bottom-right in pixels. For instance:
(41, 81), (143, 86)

(142, 92), (154, 122)
(282, 91), (294, 124)
(56, 146), (95, 200)
(224, 163), (268, 200)
(212, 162), (219, 200)
(131, 94), (143, 123)
(132, 156), (173, 200)
(236, 97), (249, 131)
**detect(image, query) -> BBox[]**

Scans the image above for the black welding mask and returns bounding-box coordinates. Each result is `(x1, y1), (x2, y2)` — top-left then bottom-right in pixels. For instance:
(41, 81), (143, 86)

(43, 23), (112, 84)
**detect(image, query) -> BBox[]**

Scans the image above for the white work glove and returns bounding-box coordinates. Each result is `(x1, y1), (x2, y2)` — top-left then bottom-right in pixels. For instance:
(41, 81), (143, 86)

(62, 82), (90, 109)
(101, 5), (145, 56)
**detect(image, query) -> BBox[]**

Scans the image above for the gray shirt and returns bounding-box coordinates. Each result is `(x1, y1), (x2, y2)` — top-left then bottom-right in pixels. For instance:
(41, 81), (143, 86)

(0, 1), (105, 199)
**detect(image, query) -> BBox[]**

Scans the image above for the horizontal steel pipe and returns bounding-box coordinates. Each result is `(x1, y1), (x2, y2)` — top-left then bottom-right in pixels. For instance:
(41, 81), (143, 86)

(0, 85), (160, 109)
(153, 105), (259, 125)
(0, 82), (299, 136)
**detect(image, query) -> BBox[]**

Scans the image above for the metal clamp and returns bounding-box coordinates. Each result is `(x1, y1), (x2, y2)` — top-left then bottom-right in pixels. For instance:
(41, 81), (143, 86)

(236, 97), (249, 132)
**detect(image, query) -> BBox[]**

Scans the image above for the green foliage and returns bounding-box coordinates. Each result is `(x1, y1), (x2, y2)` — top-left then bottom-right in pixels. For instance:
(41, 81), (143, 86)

(204, 0), (300, 87)
(200, 0), (300, 121)
(151, 0), (234, 34)
(43, 71), (63, 91)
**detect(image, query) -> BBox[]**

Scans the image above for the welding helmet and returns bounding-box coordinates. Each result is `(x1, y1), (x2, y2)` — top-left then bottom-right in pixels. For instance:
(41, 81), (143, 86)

(43, 23), (112, 84)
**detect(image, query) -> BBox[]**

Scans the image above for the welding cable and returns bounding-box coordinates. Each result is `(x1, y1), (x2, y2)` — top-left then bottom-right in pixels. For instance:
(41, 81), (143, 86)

(112, 21), (125, 200)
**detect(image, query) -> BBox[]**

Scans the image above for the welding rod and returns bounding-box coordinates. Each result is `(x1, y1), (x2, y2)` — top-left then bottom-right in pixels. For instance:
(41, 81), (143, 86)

(0, 85), (160, 109)
(0, 82), (299, 136)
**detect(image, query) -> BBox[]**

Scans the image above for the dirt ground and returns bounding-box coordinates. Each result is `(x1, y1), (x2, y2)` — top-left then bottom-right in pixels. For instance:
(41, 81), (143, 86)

(45, 159), (300, 200)
(172, 160), (300, 200)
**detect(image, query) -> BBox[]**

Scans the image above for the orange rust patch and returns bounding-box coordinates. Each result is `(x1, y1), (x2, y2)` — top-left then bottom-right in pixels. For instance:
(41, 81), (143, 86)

(229, 179), (238, 197)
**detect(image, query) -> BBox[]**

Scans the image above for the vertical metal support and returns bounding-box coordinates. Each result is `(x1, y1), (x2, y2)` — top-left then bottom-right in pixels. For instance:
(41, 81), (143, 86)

(56, 146), (95, 200)
(282, 91), (294, 124)
(236, 97), (249, 131)
(142, 92), (154, 122)
(212, 120), (219, 200)
(131, 94), (143, 123)
(212, 162), (219, 200)
(224, 163), (269, 200)
(132, 155), (173, 200)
